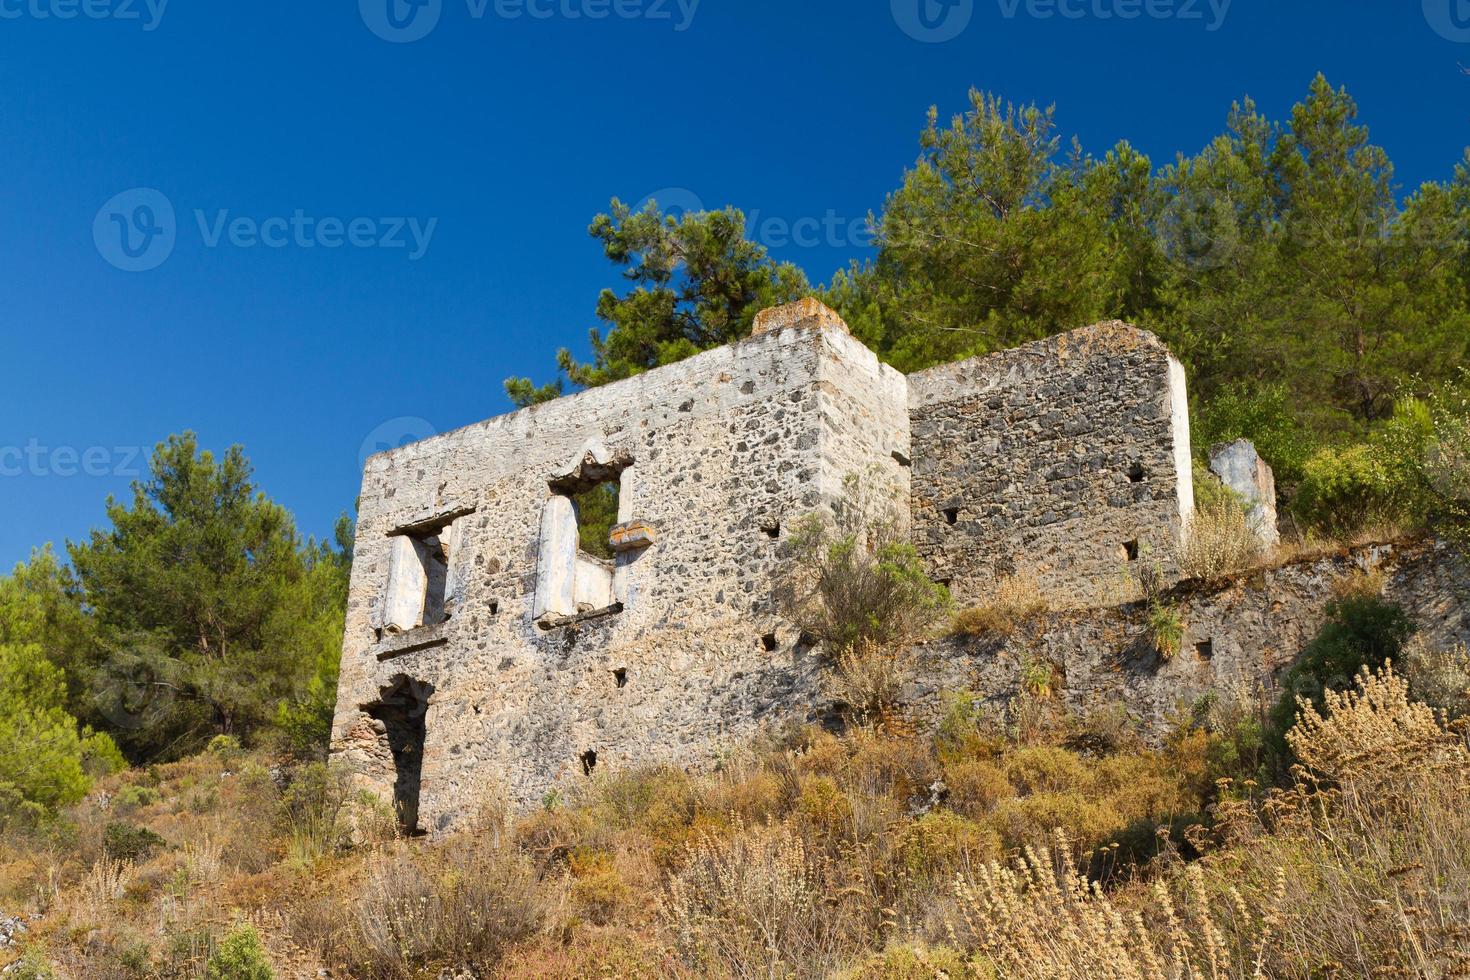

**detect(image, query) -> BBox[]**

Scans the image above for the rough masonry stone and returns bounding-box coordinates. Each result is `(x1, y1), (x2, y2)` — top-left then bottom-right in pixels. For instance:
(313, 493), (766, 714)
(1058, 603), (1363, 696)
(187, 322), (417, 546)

(331, 301), (1199, 833)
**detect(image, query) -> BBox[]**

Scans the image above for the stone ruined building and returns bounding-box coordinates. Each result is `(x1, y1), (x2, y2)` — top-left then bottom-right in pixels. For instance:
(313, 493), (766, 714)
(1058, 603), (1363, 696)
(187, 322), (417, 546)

(330, 299), (1198, 835)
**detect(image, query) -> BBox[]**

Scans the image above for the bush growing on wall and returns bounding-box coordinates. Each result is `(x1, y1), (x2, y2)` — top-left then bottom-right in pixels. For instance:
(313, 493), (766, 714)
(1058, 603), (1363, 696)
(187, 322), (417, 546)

(783, 474), (951, 652)
(1182, 462), (1264, 579)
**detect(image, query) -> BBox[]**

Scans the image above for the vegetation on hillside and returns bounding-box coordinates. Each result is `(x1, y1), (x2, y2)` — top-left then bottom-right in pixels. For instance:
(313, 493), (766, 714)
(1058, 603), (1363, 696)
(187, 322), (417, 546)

(2, 634), (1466, 977)
(0, 435), (350, 838)
(3, 73), (1470, 978)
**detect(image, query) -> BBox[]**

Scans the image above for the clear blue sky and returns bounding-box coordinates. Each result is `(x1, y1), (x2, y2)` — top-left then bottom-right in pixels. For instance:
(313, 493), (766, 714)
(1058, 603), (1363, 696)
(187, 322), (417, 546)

(2, 0), (1466, 567)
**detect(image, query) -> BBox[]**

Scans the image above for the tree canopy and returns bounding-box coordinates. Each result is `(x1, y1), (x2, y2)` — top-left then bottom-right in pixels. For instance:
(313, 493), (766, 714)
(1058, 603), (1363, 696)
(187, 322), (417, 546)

(508, 75), (1470, 476)
(53, 434), (351, 761)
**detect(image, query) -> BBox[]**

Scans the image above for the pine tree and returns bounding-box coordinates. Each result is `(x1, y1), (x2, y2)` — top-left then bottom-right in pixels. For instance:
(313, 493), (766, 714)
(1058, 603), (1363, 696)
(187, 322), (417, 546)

(505, 198), (808, 403)
(68, 434), (350, 759)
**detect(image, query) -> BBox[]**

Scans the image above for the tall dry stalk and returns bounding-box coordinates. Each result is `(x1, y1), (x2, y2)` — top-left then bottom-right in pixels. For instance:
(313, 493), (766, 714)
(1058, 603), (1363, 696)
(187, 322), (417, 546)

(661, 821), (872, 979)
(948, 833), (1282, 979)
(74, 855), (134, 926)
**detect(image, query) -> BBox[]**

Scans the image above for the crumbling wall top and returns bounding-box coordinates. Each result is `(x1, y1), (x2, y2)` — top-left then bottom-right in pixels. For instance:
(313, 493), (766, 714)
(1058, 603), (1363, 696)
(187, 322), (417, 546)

(751, 297), (850, 338)
(905, 320), (1173, 410)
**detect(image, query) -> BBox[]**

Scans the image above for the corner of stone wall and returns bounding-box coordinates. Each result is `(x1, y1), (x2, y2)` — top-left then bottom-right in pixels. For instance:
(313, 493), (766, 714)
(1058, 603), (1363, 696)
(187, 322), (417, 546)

(1167, 353), (1196, 548)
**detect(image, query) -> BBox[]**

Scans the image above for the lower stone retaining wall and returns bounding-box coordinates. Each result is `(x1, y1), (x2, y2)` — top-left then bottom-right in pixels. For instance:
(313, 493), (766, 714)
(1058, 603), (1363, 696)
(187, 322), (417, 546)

(896, 539), (1469, 735)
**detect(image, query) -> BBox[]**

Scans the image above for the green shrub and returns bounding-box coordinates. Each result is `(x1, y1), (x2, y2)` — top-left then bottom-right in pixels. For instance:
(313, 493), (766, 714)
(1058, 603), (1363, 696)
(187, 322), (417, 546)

(118, 940), (153, 974)
(206, 735), (244, 763)
(0, 643), (124, 816)
(1389, 382), (1470, 551)
(5, 952), (57, 980)
(1290, 389), (1466, 541)
(113, 784), (162, 813)
(1293, 444), (1409, 538)
(783, 474), (951, 651)
(104, 822), (168, 861)
(1020, 656), (1059, 699)
(1147, 601), (1185, 659)
(0, 782), (49, 833)
(206, 924), (274, 980)
(936, 690), (1003, 762)
(1267, 595), (1416, 768)
(1165, 697), (1268, 796)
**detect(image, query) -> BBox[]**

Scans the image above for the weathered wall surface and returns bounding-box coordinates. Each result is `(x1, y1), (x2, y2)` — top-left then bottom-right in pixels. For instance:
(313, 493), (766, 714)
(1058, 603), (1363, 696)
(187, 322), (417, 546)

(901, 541), (1469, 735)
(907, 323), (1194, 609)
(331, 318), (907, 832)
(334, 303), (1465, 835)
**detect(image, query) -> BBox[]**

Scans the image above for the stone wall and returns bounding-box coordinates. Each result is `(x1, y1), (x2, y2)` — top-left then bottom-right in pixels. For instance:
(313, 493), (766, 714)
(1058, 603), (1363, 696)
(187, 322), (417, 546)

(907, 322), (1195, 609)
(330, 303), (1308, 834)
(331, 315), (905, 833)
(901, 540), (1469, 735)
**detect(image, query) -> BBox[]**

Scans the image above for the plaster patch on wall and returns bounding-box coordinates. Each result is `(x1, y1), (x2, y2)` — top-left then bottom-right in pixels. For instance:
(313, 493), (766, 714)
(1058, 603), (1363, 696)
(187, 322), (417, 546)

(1168, 354), (1196, 540)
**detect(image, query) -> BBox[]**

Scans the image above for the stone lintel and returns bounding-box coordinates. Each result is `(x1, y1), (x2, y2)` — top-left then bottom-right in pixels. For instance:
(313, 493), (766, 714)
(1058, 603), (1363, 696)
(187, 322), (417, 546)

(609, 521), (657, 553)
(374, 622), (450, 661)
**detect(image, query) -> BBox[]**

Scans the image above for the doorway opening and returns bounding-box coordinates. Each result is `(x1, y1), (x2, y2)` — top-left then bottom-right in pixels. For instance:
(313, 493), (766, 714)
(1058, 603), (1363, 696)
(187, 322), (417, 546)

(364, 674), (435, 836)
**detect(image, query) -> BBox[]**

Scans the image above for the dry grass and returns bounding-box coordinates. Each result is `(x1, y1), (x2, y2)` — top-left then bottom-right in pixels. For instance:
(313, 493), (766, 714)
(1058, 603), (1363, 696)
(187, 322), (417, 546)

(933, 664), (1470, 978)
(829, 640), (911, 724)
(336, 828), (546, 979)
(951, 574), (1050, 639)
(1330, 565), (1387, 601)
(948, 839), (1284, 979)
(1402, 639), (1470, 717)
(660, 821), (864, 978)
(1210, 665), (1470, 977)
(1181, 497), (1266, 580)
(6, 659), (1469, 979)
